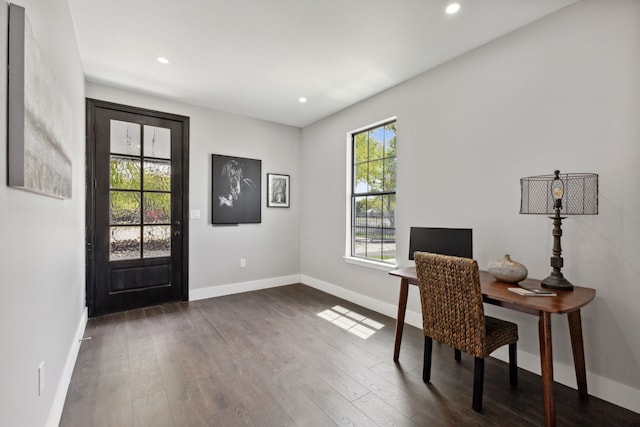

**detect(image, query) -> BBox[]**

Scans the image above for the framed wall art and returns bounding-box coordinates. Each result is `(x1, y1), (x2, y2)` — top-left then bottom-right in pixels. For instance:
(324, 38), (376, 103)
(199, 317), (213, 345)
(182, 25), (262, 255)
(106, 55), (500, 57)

(211, 154), (261, 224)
(8, 4), (73, 199)
(267, 173), (290, 208)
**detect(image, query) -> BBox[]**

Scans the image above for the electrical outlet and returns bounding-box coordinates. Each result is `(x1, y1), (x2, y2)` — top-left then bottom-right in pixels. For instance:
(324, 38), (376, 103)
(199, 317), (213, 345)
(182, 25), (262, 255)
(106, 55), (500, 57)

(240, 258), (246, 268)
(38, 362), (44, 396)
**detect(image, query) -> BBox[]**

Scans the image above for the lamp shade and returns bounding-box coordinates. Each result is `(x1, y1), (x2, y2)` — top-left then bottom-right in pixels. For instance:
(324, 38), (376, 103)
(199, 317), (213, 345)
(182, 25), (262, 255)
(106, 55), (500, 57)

(520, 171), (598, 215)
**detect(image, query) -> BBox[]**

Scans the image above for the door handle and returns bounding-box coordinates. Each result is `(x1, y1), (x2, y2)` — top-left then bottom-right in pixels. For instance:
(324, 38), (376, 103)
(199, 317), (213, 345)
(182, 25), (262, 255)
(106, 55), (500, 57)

(174, 231), (181, 237)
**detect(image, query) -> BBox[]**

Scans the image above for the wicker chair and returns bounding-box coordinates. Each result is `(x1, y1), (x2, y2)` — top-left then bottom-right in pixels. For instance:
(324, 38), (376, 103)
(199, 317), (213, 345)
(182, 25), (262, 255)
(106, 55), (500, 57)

(414, 252), (518, 412)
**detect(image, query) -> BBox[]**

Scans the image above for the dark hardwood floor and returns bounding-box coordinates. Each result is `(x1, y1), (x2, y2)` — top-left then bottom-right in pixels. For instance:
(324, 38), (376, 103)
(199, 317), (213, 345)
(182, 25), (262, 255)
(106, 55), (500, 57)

(60, 284), (639, 426)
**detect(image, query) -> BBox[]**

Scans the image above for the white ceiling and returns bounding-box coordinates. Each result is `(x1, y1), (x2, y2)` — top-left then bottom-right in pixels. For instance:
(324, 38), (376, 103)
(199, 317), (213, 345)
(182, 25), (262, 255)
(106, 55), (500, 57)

(67, 0), (578, 128)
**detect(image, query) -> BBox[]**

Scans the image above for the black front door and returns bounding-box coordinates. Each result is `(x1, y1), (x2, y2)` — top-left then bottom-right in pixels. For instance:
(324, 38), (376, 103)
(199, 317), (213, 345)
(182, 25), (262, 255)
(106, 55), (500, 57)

(86, 99), (189, 317)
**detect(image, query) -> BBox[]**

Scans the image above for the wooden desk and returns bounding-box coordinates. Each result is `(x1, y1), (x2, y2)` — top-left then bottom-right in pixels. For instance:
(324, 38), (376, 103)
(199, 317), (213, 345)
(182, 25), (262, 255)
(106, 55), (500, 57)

(389, 267), (596, 427)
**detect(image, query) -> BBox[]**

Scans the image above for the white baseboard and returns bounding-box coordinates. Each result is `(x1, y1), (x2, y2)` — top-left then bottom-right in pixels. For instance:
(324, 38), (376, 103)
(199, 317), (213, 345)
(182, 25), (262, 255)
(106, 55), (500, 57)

(189, 274), (302, 301)
(301, 274), (640, 415)
(47, 307), (88, 427)
(491, 347), (640, 414)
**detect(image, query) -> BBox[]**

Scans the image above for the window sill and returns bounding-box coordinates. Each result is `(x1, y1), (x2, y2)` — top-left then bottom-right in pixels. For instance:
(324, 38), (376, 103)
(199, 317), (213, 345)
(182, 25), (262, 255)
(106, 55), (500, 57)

(343, 256), (397, 272)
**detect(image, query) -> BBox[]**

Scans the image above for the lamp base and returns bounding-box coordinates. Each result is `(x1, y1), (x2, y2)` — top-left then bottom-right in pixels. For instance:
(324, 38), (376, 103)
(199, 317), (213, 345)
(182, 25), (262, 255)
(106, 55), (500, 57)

(541, 271), (574, 290)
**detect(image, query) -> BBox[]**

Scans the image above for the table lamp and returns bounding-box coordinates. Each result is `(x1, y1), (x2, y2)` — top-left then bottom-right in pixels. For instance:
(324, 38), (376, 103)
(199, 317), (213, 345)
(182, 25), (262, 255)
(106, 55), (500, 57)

(520, 170), (598, 290)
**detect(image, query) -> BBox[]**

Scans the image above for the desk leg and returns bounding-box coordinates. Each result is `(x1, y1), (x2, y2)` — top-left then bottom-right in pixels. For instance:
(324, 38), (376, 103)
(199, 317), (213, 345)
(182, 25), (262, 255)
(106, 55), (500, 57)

(539, 312), (556, 427)
(568, 309), (589, 401)
(393, 278), (409, 362)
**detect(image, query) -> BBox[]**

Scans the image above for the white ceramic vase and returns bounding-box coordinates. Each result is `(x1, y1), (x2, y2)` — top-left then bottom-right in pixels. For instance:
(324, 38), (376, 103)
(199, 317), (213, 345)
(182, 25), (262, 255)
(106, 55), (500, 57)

(488, 254), (528, 283)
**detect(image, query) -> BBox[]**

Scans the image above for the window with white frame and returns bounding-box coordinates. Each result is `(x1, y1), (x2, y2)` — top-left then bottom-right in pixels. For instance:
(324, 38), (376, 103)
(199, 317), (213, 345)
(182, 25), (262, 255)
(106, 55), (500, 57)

(349, 120), (396, 264)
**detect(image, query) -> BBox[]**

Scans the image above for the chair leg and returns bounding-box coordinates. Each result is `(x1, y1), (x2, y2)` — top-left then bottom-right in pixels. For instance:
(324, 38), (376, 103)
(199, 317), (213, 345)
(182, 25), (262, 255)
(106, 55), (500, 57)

(472, 357), (484, 412)
(509, 342), (518, 387)
(454, 348), (461, 362)
(423, 336), (433, 383)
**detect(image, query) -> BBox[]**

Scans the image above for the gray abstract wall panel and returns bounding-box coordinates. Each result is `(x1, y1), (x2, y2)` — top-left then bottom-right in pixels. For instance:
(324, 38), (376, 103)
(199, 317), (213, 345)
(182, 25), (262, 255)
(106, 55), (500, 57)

(8, 4), (72, 199)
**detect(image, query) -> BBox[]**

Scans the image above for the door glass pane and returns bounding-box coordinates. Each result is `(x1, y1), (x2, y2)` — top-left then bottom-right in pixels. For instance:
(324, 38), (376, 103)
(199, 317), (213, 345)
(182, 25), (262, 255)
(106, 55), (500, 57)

(110, 120), (141, 156)
(110, 191), (141, 225)
(110, 156), (141, 190)
(110, 226), (141, 261)
(143, 225), (171, 258)
(143, 160), (171, 191)
(144, 125), (171, 159)
(144, 193), (170, 224)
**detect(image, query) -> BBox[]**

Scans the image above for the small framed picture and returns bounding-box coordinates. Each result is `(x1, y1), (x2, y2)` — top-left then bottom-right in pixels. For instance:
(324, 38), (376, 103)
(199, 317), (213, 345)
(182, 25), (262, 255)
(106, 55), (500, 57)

(267, 173), (290, 208)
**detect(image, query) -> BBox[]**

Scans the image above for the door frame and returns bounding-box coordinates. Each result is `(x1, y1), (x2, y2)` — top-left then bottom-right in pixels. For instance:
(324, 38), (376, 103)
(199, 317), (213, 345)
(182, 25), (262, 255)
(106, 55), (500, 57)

(85, 98), (190, 317)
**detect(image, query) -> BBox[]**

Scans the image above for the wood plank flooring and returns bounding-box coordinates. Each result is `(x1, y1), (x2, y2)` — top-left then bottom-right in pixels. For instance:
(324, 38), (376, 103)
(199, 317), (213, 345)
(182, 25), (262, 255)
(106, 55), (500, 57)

(60, 284), (640, 426)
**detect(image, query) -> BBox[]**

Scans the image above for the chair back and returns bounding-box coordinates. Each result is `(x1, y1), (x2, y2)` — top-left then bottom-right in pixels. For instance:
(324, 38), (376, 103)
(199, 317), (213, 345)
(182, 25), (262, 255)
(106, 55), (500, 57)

(414, 252), (486, 358)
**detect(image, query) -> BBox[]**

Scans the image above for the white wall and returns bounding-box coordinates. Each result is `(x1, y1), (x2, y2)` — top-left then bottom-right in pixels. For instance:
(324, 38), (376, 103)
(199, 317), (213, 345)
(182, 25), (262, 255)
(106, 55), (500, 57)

(300, 0), (640, 412)
(0, 0), (86, 426)
(86, 84), (302, 299)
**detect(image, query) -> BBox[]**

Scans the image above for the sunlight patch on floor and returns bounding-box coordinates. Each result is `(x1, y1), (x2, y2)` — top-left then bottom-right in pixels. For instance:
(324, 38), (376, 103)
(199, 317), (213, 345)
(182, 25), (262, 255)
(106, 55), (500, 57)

(317, 305), (384, 339)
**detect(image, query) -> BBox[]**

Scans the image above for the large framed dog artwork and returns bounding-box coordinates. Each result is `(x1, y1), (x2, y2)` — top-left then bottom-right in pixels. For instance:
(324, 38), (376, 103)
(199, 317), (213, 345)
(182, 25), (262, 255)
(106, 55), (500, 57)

(211, 154), (261, 225)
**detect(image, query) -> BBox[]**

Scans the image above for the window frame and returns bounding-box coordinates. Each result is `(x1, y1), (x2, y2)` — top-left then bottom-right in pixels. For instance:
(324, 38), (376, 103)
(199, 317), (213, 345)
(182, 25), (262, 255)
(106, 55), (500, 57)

(345, 117), (397, 270)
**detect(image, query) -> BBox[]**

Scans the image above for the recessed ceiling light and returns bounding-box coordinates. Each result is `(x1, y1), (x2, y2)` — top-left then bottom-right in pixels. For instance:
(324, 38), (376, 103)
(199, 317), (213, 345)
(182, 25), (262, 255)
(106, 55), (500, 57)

(156, 56), (170, 64)
(446, 3), (461, 14)
(299, 97), (307, 104)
